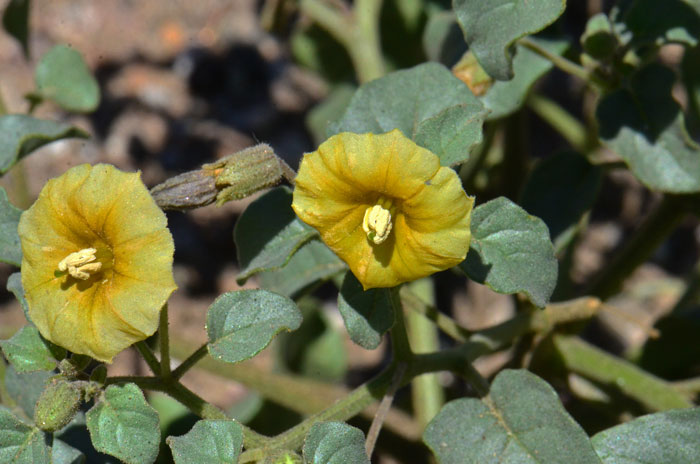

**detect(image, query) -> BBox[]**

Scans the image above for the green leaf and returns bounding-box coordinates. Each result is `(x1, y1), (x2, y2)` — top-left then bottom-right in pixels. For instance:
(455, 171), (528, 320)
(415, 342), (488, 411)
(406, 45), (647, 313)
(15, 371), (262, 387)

(4, 366), (53, 418)
(2, 0), (30, 59)
(453, 0), (566, 80)
(331, 62), (488, 166)
(6, 273), (29, 322)
(621, 0), (700, 47)
(0, 326), (56, 373)
(51, 438), (85, 464)
(0, 115), (88, 174)
(422, 11), (467, 66)
(597, 64), (700, 193)
(424, 369), (601, 464)
(207, 290), (303, 364)
(482, 38), (569, 120)
(35, 45), (100, 112)
(520, 151), (602, 246)
(235, 187), (317, 284)
(0, 406), (51, 464)
(258, 239), (346, 298)
(0, 188), (21, 267)
(167, 419), (243, 464)
(302, 422), (370, 464)
(581, 13), (618, 60)
(459, 197), (557, 308)
(337, 272), (393, 350)
(592, 408), (700, 463)
(306, 84), (355, 145)
(85, 383), (160, 464)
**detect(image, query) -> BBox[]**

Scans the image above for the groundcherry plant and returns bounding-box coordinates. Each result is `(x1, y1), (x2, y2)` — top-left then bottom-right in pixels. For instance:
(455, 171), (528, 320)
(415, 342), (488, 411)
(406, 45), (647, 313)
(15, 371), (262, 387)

(2, 0), (700, 463)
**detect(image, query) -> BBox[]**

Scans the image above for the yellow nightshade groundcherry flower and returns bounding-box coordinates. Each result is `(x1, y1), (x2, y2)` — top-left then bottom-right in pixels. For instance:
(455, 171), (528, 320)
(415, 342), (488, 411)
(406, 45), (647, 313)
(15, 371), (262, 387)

(18, 164), (177, 362)
(292, 130), (474, 289)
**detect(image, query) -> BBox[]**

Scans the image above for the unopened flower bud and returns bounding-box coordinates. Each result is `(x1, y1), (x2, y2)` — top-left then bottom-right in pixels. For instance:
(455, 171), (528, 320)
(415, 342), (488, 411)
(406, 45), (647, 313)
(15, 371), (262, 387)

(34, 379), (82, 432)
(151, 144), (296, 210)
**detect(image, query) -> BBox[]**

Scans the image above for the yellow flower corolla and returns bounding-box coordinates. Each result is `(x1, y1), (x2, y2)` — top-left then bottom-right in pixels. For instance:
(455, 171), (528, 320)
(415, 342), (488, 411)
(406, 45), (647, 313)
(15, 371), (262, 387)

(292, 130), (474, 289)
(18, 164), (176, 362)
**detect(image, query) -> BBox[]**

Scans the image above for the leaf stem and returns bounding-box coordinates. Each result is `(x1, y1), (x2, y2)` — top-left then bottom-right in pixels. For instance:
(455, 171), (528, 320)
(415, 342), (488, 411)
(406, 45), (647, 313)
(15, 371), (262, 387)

(159, 304), (171, 378)
(553, 335), (692, 411)
(171, 343), (209, 380)
(388, 287), (413, 363)
(519, 37), (607, 90)
(134, 341), (161, 376)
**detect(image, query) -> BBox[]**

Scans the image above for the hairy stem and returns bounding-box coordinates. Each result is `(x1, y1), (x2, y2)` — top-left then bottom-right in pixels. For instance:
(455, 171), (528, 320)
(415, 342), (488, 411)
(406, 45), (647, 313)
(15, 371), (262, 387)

(159, 304), (171, 378)
(520, 37), (607, 90)
(134, 341), (161, 376)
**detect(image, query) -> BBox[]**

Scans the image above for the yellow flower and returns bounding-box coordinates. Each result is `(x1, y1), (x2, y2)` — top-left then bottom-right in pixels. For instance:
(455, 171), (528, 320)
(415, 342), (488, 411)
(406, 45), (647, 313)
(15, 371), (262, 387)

(292, 130), (474, 289)
(18, 164), (176, 362)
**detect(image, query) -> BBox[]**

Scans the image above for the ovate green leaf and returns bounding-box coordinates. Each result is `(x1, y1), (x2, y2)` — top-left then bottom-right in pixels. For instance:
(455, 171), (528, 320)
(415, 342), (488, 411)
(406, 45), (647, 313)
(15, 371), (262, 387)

(621, 0), (700, 47)
(35, 45), (100, 112)
(4, 366), (53, 418)
(453, 0), (566, 80)
(596, 64), (700, 193)
(303, 422), (369, 464)
(85, 383), (160, 464)
(258, 239), (345, 298)
(51, 438), (85, 464)
(0, 188), (21, 267)
(0, 115), (88, 174)
(0, 326), (56, 373)
(235, 187), (317, 283)
(332, 63), (487, 166)
(459, 197), (557, 308)
(6, 273), (29, 322)
(424, 369), (601, 464)
(0, 406), (50, 464)
(167, 419), (243, 464)
(337, 272), (393, 350)
(592, 408), (700, 463)
(207, 290), (302, 364)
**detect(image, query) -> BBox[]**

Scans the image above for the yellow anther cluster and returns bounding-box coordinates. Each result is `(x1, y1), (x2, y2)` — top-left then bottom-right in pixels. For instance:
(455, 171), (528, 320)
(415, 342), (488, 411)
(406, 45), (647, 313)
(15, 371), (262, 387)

(58, 248), (102, 280)
(363, 204), (393, 244)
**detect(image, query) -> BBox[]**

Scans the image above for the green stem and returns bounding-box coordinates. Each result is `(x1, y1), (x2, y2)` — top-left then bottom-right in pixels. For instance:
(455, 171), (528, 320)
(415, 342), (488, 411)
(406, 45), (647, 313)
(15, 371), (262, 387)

(300, 0), (385, 83)
(134, 341), (161, 376)
(401, 286), (471, 342)
(672, 376), (700, 399)
(171, 343), (208, 380)
(586, 194), (695, 300)
(159, 304), (171, 378)
(519, 37), (607, 90)
(388, 287), (413, 363)
(351, 0), (385, 82)
(553, 335), (692, 411)
(404, 279), (444, 429)
(528, 93), (592, 153)
(0, 87), (7, 115)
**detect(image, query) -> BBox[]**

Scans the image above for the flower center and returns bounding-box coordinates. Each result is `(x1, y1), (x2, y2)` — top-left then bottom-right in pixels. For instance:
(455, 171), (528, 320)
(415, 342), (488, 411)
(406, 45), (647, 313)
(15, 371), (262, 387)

(363, 200), (394, 245)
(58, 248), (102, 280)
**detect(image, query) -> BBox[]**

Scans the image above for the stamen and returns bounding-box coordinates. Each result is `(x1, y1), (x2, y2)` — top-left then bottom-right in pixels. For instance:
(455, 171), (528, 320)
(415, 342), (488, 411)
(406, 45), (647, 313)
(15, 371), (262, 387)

(58, 248), (102, 280)
(363, 204), (393, 244)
